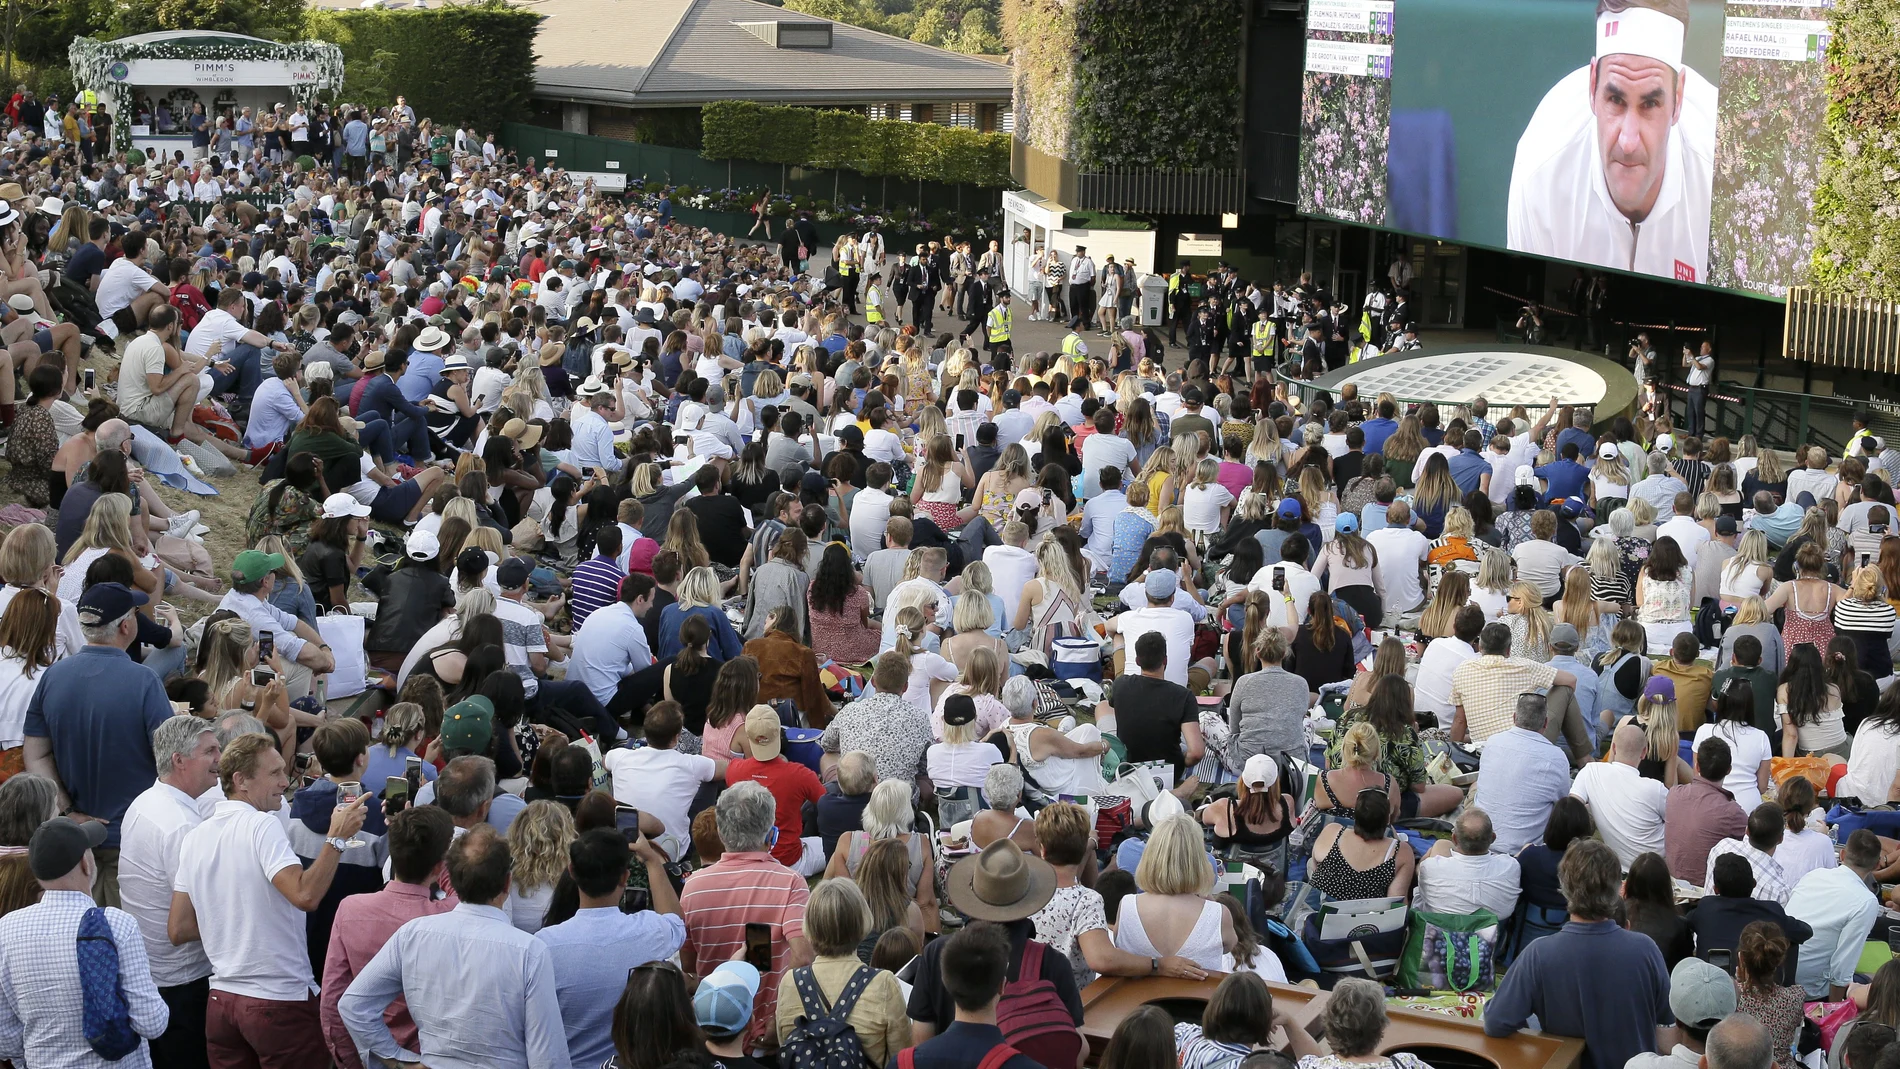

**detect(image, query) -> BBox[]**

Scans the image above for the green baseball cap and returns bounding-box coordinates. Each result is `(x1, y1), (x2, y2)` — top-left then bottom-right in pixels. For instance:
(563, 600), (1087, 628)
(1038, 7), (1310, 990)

(441, 697), (495, 754)
(231, 550), (287, 584)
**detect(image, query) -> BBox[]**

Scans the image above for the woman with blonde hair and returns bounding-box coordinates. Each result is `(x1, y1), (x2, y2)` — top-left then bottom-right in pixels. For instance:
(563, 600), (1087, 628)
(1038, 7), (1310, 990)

(1296, 465), (1338, 543)
(656, 566), (744, 661)
(1718, 595), (1785, 676)
(1615, 676), (1693, 786)
(1412, 453), (1461, 538)
(56, 493), (163, 602)
(889, 605), (958, 712)
(1182, 456), (1235, 538)
(662, 509), (713, 573)
(196, 615), (294, 742)
(1153, 507), (1202, 575)
(958, 442), (1036, 545)
(1555, 565), (1613, 658)
(1589, 444), (1633, 515)
(1113, 814), (1237, 971)
(1122, 395), (1162, 465)
(824, 779), (936, 921)
(506, 799), (576, 933)
(1418, 572), (1472, 639)
(1722, 529), (1775, 610)
(1381, 416), (1428, 490)
(910, 434), (970, 532)
(1471, 547), (1513, 619)
(1428, 506), (1482, 570)
(943, 591), (1008, 669)
(1309, 725), (1417, 898)
(932, 644), (1010, 740)
(1136, 444), (1180, 517)
(1010, 536), (1088, 653)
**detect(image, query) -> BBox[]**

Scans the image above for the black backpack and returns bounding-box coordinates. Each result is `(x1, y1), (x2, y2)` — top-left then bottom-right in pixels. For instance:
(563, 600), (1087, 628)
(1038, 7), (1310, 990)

(780, 965), (878, 1069)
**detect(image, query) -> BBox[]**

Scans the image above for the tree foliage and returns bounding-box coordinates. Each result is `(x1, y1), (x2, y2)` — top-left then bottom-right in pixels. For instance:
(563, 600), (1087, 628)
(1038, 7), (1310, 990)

(303, 1), (541, 128)
(700, 100), (1012, 186)
(779, 0), (1003, 54)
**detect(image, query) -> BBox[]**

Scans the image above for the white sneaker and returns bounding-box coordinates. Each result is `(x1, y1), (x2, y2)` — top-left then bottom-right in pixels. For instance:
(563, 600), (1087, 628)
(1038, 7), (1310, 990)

(167, 510), (202, 537)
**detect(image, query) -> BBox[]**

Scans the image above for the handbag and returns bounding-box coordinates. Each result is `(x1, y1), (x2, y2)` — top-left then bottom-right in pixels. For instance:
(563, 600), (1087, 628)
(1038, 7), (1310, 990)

(1301, 896), (1409, 981)
(316, 608), (368, 699)
(1398, 908), (1501, 992)
(511, 515), (546, 552)
(1101, 761), (1166, 810)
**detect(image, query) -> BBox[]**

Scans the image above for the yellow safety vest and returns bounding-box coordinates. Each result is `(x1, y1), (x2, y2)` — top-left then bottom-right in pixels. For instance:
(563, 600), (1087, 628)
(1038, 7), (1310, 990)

(1250, 320), (1276, 357)
(987, 305), (1013, 343)
(865, 284), (883, 323)
(1061, 332), (1088, 357)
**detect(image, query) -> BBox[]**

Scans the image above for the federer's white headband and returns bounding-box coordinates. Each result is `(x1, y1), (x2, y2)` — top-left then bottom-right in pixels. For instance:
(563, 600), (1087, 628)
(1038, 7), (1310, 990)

(1596, 7), (1685, 69)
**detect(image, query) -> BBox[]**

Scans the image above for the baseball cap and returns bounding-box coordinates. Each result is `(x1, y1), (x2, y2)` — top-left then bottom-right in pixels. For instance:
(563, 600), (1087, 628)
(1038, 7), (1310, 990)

(1655, 433), (1675, 453)
(1241, 753), (1277, 790)
(75, 582), (148, 627)
(1598, 442), (1619, 461)
(744, 705), (783, 761)
(1548, 622), (1580, 652)
(943, 694), (977, 727)
(1643, 676), (1676, 703)
(27, 816), (106, 881)
(406, 529), (442, 562)
(799, 470), (828, 495)
(321, 492), (372, 520)
(496, 557), (534, 589)
(694, 961), (761, 1037)
(1669, 957), (1737, 1029)
(1514, 465), (1537, 487)
(1335, 512), (1359, 535)
(1715, 516), (1738, 535)
(1013, 488), (1045, 513)
(1276, 498), (1303, 520)
(441, 697), (494, 754)
(1144, 569), (1179, 600)
(232, 549), (286, 584)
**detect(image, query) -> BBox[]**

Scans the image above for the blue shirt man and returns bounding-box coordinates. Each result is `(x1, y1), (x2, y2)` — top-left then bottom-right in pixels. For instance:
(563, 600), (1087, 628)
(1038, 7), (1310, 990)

(1545, 624), (1600, 750)
(536, 830), (685, 1069)
(1448, 444), (1491, 495)
(398, 347), (449, 404)
(1486, 888), (1672, 1069)
(1535, 448), (1590, 503)
(23, 583), (175, 848)
(1361, 402), (1400, 455)
(344, 116), (369, 157)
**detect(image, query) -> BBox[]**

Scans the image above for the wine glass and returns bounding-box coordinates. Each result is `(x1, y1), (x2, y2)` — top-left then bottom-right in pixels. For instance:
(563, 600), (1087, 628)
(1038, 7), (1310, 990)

(334, 781), (367, 848)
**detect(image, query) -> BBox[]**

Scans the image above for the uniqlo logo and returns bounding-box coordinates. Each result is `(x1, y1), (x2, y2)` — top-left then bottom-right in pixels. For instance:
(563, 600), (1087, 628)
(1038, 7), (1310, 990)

(1674, 260), (1696, 282)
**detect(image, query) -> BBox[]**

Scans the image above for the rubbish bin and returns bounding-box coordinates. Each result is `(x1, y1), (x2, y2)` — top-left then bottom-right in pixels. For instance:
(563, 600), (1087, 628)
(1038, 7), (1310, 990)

(1139, 274), (1167, 326)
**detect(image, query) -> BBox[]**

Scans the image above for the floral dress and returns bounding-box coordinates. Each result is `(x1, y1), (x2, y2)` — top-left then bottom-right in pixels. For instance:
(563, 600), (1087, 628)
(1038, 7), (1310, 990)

(4, 404), (57, 507)
(1737, 984), (1805, 1069)
(1616, 536), (1652, 600)
(1323, 707), (1429, 793)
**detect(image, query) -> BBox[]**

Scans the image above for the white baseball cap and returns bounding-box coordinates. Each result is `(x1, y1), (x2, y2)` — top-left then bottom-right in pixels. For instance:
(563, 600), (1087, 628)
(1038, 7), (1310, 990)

(320, 492), (372, 519)
(1241, 754), (1277, 790)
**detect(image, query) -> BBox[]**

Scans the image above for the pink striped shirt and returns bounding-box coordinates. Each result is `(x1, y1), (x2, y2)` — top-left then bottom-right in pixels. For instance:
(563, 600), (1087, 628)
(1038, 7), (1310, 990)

(680, 851), (809, 1045)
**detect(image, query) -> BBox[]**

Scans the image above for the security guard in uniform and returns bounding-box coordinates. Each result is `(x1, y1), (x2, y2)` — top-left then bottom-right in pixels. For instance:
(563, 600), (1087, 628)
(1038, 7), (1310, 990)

(1060, 330), (1089, 359)
(864, 270), (885, 326)
(1250, 316), (1278, 377)
(986, 291), (1015, 367)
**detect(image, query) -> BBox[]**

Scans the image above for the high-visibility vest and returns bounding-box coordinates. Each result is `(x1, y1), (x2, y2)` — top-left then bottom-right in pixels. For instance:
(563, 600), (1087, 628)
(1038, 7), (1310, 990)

(865, 284), (883, 323)
(1061, 332), (1088, 357)
(987, 305), (1013, 343)
(1250, 320), (1276, 357)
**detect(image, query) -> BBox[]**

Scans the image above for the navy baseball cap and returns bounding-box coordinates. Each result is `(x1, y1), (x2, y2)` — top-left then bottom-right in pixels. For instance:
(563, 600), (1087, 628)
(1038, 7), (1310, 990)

(75, 582), (147, 627)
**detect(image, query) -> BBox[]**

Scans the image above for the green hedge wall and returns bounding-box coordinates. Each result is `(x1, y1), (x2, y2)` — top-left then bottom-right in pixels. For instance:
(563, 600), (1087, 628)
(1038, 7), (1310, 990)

(699, 101), (1013, 187)
(1005, 0), (1241, 171)
(1809, 0), (1900, 299)
(304, 1), (542, 129)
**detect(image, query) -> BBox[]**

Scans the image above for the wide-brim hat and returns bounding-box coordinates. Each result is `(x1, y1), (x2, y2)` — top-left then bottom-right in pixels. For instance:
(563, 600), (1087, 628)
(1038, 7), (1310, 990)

(414, 326), (451, 352)
(946, 839), (1057, 922)
(439, 353), (472, 373)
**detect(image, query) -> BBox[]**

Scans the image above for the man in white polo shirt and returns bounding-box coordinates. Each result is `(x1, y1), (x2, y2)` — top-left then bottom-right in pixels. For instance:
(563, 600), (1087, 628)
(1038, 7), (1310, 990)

(119, 714), (222, 1069)
(170, 733), (366, 1069)
(1107, 569), (1198, 686)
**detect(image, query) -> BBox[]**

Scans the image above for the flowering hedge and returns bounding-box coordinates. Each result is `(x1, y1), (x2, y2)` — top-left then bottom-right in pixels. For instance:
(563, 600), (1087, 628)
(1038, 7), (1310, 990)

(1707, 46), (1827, 298)
(698, 101), (1013, 187)
(1296, 31), (1391, 226)
(1809, 0), (1900, 299)
(1005, 0), (1241, 171)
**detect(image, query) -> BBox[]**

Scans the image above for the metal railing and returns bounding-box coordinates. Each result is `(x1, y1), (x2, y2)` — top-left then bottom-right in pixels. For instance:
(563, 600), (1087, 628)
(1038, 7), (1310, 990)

(1784, 286), (1900, 373)
(1073, 167), (1247, 215)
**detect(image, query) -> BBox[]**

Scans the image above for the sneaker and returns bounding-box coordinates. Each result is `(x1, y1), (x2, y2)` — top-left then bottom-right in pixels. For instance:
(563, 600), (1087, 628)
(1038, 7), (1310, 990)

(167, 509), (202, 536)
(179, 454), (205, 477)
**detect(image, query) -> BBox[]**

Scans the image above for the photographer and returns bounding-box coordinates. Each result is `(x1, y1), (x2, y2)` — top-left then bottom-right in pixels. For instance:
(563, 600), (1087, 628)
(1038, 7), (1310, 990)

(1630, 331), (1656, 387)
(1516, 305), (1546, 345)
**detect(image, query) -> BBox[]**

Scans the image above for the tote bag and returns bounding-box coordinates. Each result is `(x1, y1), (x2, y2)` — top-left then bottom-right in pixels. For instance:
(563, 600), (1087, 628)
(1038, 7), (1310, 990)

(317, 608), (368, 699)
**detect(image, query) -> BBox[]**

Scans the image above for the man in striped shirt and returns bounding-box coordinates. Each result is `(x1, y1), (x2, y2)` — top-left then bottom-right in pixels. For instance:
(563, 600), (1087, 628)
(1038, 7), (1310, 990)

(566, 526), (624, 632)
(680, 783), (811, 1049)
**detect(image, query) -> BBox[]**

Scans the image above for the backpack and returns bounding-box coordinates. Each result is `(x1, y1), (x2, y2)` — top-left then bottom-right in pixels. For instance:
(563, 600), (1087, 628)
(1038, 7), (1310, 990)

(78, 907), (140, 1060)
(898, 1042), (1023, 1069)
(780, 964), (878, 1069)
(996, 940), (1085, 1069)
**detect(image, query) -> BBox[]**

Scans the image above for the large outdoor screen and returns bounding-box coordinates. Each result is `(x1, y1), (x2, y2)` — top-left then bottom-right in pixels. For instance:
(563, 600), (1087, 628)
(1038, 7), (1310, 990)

(1297, 0), (1832, 298)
